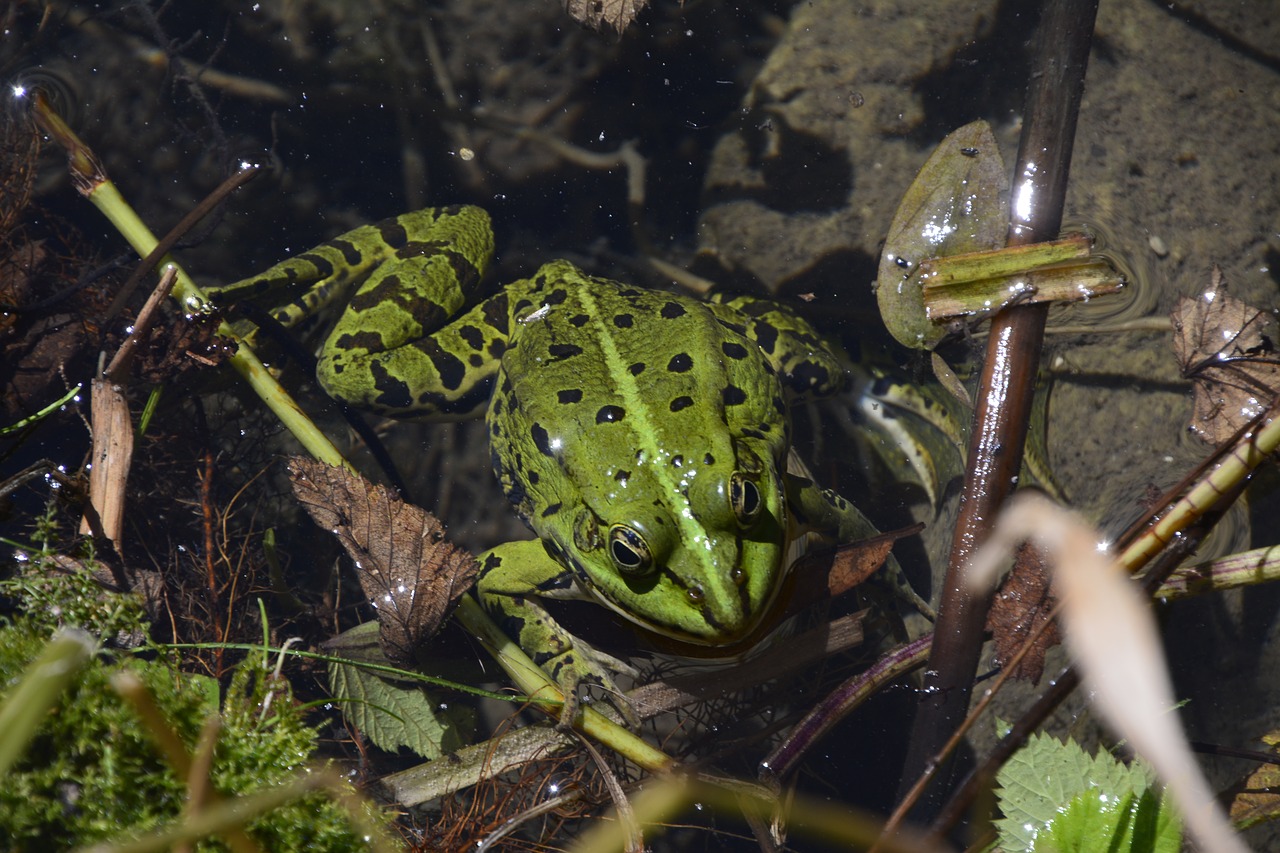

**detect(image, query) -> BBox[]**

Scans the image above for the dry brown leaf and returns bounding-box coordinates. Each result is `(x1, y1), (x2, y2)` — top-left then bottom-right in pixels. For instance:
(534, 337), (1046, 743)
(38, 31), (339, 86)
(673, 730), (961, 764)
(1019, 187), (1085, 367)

(288, 457), (479, 665)
(1171, 266), (1280, 444)
(782, 524), (922, 618)
(984, 542), (1060, 683)
(1226, 731), (1280, 829)
(824, 526), (920, 598)
(564, 0), (650, 32)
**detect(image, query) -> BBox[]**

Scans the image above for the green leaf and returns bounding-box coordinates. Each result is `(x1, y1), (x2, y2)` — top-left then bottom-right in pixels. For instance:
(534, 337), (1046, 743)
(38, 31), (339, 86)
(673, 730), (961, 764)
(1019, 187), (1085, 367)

(876, 120), (1009, 350)
(1036, 786), (1181, 853)
(326, 622), (461, 758)
(995, 732), (1183, 853)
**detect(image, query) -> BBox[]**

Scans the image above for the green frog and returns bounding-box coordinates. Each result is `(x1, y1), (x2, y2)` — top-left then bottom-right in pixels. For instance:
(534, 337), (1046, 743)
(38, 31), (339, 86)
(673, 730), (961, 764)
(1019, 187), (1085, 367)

(217, 205), (927, 720)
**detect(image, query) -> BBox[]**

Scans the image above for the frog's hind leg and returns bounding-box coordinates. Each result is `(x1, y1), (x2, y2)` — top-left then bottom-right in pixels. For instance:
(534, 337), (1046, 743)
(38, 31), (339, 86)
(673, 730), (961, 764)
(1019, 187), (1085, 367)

(785, 470), (936, 621)
(313, 208), (504, 419)
(709, 295), (849, 400)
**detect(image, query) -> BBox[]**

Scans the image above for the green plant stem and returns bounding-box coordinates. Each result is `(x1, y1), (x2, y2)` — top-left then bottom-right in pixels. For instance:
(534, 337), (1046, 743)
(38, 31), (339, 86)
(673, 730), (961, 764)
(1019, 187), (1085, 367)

(1120, 410), (1280, 571)
(455, 596), (674, 771)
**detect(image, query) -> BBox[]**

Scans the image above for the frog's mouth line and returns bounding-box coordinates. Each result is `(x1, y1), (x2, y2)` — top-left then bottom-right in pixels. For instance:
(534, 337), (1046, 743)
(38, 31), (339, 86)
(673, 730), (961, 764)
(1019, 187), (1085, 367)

(626, 564), (810, 660)
(576, 526), (817, 653)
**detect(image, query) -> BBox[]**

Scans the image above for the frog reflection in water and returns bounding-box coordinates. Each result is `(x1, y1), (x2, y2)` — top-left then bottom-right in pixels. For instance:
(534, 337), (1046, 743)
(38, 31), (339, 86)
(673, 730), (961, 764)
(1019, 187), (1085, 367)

(218, 205), (926, 722)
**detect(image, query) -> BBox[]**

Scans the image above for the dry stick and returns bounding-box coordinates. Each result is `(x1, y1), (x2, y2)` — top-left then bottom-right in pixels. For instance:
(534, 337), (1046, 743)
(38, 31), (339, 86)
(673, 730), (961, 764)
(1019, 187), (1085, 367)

(103, 165), (261, 324)
(894, 0), (1100, 820)
(78, 267), (180, 561)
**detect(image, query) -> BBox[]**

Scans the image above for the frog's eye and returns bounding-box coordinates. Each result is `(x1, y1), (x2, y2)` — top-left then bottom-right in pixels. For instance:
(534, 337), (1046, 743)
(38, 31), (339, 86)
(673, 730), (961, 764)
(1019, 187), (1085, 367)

(729, 472), (763, 527)
(608, 525), (653, 576)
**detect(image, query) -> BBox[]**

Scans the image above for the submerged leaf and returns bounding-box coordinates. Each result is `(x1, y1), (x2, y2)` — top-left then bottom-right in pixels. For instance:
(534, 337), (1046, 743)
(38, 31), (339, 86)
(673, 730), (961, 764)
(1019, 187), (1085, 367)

(1227, 731), (1280, 829)
(877, 120), (1009, 350)
(1171, 266), (1280, 444)
(326, 623), (462, 759)
(288, 458), (479, 666)
(984, 543), (1060, 683)
(565, 0), (650, 32)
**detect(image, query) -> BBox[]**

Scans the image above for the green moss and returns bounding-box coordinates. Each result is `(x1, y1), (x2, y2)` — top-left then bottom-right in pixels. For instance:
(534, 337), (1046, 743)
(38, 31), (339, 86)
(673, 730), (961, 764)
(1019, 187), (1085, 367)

(0, 614), (394, 851)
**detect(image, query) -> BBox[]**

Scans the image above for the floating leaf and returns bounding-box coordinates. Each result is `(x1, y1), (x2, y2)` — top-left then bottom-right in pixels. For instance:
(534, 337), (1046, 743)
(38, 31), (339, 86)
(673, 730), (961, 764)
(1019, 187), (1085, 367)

(877, 120), (1009, 350)
(1170, 266), (1280, 444)
(289, 458), (479, 666)
(564, 0), (650, 32)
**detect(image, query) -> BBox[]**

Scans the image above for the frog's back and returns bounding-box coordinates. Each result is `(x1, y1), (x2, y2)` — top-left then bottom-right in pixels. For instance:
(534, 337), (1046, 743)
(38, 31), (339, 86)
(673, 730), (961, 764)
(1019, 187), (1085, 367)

(490, 263), (788, 515)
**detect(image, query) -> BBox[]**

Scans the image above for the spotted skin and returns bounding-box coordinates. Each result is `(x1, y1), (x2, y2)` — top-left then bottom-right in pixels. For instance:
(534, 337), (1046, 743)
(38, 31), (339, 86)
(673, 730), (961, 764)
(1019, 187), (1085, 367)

(214, 205), (926, 718)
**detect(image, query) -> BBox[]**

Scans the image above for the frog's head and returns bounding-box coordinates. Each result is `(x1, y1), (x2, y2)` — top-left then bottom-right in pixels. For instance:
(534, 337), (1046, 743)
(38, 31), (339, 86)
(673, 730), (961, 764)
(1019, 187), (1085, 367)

(546, 436), (791, 645)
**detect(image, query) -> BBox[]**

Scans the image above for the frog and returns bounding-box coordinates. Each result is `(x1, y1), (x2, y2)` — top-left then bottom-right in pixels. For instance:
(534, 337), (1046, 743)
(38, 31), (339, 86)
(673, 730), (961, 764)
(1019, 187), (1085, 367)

(216, 205), (929, 722)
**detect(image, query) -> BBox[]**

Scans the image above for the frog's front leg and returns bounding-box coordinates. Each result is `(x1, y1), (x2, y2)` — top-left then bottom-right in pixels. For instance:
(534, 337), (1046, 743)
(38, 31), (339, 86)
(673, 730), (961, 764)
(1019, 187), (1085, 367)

(785, 473), (936, 619)
(477, 539), (640, 727)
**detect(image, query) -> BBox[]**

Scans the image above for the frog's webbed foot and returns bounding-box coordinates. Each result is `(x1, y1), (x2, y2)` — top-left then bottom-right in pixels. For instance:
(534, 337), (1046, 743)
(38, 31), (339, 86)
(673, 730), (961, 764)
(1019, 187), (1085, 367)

(540, 643), (641, 730)
(477, 540), (643, 728)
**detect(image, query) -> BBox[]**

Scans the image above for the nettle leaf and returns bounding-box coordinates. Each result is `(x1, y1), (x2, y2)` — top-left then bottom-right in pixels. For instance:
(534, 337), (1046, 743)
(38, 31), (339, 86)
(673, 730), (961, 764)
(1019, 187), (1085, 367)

(1037, 786), (1181, 853)
(995, 732), (1182, 853)
(326, 622), (462, 759)
(877, 120), (1009, 350)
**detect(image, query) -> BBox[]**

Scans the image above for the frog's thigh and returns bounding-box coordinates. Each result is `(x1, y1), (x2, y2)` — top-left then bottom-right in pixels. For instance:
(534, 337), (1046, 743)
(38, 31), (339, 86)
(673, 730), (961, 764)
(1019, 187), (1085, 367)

(476, 540), (599, 687)
(317, 295), (501, 418)
(711, 296), (846, 398)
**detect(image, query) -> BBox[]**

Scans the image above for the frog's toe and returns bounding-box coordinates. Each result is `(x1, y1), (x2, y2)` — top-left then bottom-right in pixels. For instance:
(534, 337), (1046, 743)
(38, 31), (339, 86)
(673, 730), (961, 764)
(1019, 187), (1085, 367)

(543, 649), (640, 729)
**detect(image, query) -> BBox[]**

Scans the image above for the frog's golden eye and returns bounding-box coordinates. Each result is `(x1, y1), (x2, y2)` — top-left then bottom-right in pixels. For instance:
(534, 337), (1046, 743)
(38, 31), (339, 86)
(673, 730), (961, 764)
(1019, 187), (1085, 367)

(608, 525), (653, 576)
(729, 472), (763, 527)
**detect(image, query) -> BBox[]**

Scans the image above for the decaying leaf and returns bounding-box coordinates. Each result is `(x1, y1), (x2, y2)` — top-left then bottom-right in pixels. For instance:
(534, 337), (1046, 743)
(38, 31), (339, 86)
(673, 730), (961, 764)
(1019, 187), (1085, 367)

(984, 543), (1060, 683)
(1171, 266), (1280, 444)
(781, 524), (921, 620)
(823, 525), (922, 599)
(1226, 730), (1280, 829)
(565, 0), (651, 32)
(288, 457), (479, 665)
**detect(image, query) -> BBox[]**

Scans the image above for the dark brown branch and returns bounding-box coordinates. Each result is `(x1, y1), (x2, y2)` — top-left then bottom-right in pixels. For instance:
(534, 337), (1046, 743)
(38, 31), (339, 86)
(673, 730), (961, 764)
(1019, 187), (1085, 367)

(895, 0), (1101, 821)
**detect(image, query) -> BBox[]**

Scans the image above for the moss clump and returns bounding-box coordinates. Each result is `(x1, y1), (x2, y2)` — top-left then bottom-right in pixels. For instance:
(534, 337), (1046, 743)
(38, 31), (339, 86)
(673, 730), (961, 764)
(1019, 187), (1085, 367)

(0, 611), (393, 851)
